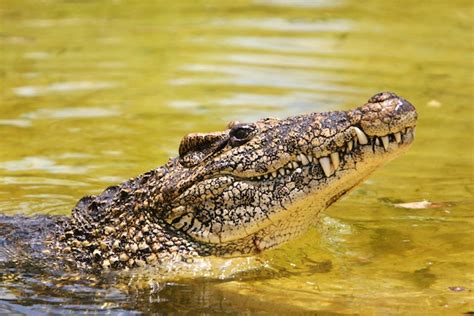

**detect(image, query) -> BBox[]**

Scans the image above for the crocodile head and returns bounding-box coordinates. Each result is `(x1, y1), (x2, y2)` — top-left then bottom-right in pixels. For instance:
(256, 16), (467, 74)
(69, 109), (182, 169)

(159, 92), (417, 256)
(57, 91), (417, 270)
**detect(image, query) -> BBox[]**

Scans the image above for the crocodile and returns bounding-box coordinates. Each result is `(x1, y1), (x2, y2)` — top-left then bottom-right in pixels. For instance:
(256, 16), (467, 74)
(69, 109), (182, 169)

(0, 92), (417, 273)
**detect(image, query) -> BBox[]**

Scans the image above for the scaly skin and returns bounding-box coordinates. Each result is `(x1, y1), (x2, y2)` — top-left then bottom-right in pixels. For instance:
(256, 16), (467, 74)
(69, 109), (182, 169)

(45, 92), (417, 271)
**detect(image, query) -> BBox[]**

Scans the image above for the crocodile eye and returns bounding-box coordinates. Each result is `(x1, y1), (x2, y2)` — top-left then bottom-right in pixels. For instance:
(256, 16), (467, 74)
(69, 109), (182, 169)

(229, 124), (256, 146)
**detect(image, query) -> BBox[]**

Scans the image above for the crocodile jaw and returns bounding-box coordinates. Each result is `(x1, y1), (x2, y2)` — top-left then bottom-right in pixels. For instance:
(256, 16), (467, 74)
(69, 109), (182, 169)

(236, 129), (415, 253)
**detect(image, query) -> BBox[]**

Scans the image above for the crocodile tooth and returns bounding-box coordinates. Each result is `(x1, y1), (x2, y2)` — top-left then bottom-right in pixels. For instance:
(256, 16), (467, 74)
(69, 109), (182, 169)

(307, 155), (313, 163)
(330, 152), (340, 170)
(292, 161), (299, 169)
(347, 140), (353, 151)
(319, 157), (333, 177)
(279, 168), (285, 176)
(264, 174), (269, 179)
(300, 154), (310, 166)
(381, 135), (389, 150)
(394, 132), (401, 143)
(405, 128), (413, 141)
(353, 127), (369, 145)
(375, 138), (380, 146)
(271, 171), (277, 178)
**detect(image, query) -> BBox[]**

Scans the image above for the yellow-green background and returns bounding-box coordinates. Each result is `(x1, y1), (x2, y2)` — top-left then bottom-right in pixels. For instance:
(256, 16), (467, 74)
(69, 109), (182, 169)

(0, 0), (472, 314)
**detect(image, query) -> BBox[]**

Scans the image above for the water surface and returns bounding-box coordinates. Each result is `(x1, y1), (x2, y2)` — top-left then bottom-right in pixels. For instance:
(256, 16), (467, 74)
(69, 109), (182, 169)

(0, 0), (473, 314)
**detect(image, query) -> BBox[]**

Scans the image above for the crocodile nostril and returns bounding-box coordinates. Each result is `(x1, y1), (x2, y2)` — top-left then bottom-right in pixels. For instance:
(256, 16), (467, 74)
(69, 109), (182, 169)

(394, 98), (417, 114)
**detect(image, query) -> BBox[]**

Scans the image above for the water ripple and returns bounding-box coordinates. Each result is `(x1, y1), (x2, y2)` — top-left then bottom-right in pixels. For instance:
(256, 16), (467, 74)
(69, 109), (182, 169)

(0, 157), (91, 174)
(23, 51), (51, 60)
(21, 107), (120, 120)
(255, 0), (345, 8)
(223, 36), (337, 54)
(174, 63), (355, 93)
(0, 176), (88, 187)
(13, 81), (118, 97)
(0, 119), (32, 128)
(212, 18), (352, 33)
(214, 53), (348, 71)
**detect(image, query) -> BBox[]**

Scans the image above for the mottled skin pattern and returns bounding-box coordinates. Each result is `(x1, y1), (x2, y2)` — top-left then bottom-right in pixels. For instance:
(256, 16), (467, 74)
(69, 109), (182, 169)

(44, 92), (417, 272)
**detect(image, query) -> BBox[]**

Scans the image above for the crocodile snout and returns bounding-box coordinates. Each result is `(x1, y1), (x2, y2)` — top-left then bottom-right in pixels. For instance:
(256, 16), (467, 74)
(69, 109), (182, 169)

(355, 92), (418, 137)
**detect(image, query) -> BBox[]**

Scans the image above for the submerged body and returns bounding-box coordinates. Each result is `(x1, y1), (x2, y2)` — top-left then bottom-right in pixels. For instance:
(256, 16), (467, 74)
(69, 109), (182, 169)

(1, 92), (417, 272)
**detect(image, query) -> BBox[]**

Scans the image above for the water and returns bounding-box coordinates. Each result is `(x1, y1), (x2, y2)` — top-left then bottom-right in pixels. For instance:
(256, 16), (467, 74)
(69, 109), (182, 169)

(1, 0), (473, 314)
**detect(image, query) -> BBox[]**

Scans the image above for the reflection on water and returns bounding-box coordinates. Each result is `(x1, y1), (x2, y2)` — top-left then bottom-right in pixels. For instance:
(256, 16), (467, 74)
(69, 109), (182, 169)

(213, 18), (352, 32)
(176, 63), (352, 92)
(255, 0), (345, 8)
(22, 107), (119, 120)
(13, 81), (118, 97)
(0, 0), (473, 314)
(0, 157), (90, 174)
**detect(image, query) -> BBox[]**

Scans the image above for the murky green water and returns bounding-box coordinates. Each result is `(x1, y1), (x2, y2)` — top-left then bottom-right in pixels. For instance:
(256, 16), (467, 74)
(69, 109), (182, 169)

(1, 0), (473, 314)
